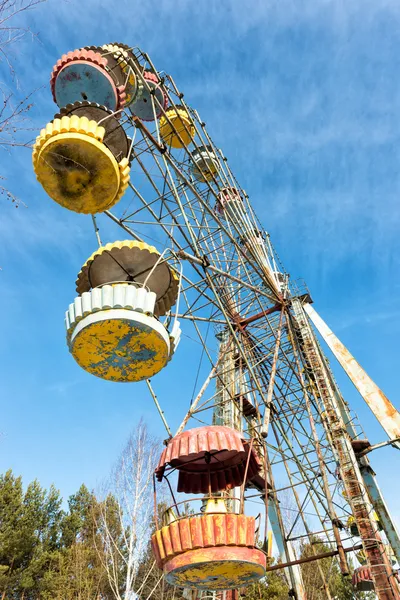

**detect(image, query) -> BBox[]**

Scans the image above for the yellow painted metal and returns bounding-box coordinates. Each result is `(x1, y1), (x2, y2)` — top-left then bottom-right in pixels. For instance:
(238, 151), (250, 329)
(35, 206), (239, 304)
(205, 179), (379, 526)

(304, 303), (400, 444)
(75, 240), (179, 315)
(34, 115), (106, 145)
(267, 529), (273, 559)
(160, 107), (195, 148)
(32, 116), (130, 214)
(356, 550), (368, 565)
(164, 546), (266, 589)
(71, 314), (169, 381)
(102, 44), (139, 105)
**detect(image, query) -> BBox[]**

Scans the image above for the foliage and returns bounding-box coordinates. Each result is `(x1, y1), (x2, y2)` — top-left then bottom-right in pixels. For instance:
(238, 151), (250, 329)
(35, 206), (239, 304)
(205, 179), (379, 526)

(0, 423), (165, 599)
(0, 472), (115, 599)
(134, 502), (176, 600)
(300, 536), (375, 600)
(0, 471), (376, 600)
(241, 563), (290, 600)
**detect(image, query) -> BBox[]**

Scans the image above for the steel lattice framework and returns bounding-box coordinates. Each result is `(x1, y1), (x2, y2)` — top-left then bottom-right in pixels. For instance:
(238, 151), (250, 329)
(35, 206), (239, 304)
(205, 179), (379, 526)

(40, 43), (400, 600)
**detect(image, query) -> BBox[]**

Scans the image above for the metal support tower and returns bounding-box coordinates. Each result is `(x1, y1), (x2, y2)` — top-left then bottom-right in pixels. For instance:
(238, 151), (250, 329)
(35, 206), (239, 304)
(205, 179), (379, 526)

(44, 43), (400, 599)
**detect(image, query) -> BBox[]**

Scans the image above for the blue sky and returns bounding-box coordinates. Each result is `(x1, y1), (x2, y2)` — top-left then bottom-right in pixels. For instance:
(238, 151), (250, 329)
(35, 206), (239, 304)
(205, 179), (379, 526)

(1, 0), (400, 528)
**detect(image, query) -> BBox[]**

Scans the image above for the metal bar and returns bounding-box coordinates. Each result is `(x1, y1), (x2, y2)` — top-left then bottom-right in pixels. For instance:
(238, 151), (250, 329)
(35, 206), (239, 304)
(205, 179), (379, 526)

(268, 493), (307, 600)
(265, 543), (363, 573)
(91, 214), (102, 246)
(292, 299), (400, 600)
(360, 461), (400, 564)
(286, 314), (349, 575)
(146, 380), (172, 438)
(177, 249), (276, 301)
(304, 303), (400, 446)
(175, 358), (223, 435)
(262, 308), (284, 437)
(359, 438), (400, 457)
(238, 303), (282, 327)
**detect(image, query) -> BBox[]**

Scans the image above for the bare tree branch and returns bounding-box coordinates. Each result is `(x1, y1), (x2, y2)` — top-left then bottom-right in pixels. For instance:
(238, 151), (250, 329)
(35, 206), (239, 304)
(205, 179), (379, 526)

(96, 420), (162, 599)
(0, 0), (47, 206)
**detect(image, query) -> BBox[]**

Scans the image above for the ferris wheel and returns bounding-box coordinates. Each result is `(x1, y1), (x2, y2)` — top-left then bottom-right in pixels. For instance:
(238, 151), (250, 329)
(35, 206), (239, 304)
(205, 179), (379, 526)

(32, 42), (400, 600)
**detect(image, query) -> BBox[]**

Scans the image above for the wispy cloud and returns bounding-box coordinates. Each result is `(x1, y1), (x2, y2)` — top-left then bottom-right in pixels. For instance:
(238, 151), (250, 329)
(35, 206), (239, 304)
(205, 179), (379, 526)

(1, 0), (399, 511)
(45, 378), (82, 396)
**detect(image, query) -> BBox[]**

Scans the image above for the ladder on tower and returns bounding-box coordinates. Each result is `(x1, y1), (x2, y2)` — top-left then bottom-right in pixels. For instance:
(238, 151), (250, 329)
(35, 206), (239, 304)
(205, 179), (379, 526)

(291, 298), (400, 600)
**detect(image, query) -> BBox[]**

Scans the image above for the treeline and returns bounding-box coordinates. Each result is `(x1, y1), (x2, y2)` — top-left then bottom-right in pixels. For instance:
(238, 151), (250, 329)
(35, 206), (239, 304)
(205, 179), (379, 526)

(0, 471), (117, 599)
(0, 468), (373, 600)
(0, 469), (175, 600)
(0, 422), (170, 600)
(0, 471), (133, 600)
(0, 421), (374, 600)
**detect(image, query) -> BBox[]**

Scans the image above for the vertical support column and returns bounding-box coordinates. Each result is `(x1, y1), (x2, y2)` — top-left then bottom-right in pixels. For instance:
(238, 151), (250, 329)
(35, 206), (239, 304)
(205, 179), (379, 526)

(303, 325), (400, 564)
(213, 328), (307, 599)
(291, 298), (400, 600)
(268, 490), (307, 600)
(214, 329), (242, 514)
(360, 461), (400, 565)
(214, 330), (240, 430)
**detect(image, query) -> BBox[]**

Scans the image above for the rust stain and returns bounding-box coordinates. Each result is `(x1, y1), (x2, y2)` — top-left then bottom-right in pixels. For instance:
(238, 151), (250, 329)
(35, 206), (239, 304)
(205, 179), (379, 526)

(305, 304), (400, 441)
(164, 546), (266, 589)
(155, 425), (261, 493)
(152, 513), (257, 569)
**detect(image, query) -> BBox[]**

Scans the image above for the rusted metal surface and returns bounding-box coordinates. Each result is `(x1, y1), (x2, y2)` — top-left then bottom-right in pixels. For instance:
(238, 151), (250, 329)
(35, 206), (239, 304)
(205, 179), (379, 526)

(151, 513), (266, 588)
(304, 303), (400, 445)
(185, 591), (240, 600)
(353, 566), (375, 592)
(265, 543), (363, 572)
(287, 311), (349, 575)
(131, 115), (166, 153)
(233, 394), (258, 418)
(292, 299), (400, 600)
(360, 462), (400, 564)
(155, 425), (261, 494)
(235, 302), (282, 328)
(240, 438), (254, 514)
(295, 303), (400, 570)
(152, 513), (256, 566)
(164, 545), (266, 589)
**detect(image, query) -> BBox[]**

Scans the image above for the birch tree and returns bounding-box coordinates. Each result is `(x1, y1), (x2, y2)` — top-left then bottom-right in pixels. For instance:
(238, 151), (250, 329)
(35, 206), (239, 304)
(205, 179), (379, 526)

(97, 421), (162, 600)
